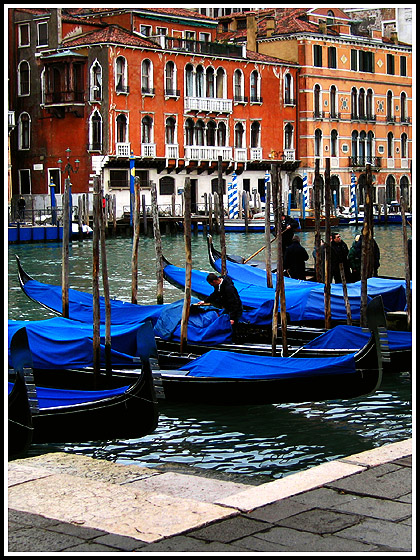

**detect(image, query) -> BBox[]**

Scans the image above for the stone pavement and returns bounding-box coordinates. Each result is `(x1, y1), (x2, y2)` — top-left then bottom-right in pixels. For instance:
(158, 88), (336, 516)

(8, 439), (412, 553)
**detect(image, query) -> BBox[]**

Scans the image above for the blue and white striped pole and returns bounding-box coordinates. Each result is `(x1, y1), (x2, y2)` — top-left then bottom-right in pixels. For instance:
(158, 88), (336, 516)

(264, 170), (270, 205)
(302, 174), (309, 221)
(228, 173), (239, 218)
(129, 151), (135, 227)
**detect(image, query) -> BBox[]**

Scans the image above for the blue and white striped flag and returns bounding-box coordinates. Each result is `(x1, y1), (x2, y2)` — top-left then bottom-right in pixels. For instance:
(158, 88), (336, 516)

(228, 173), (239, 218)
(350, 173), (358, 218)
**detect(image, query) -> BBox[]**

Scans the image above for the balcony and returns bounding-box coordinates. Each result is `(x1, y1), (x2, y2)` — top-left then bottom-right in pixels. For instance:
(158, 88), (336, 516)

(283, 149), (296, 162)
(250, 148), (263, 161)
(185, 96), (233, 114)
(165, 144), (179, 159)
(184, 146), (233, 161)
(44, 90), (84, 106)
(165, 37), (244, 58)
(234, 148), (247, 162)
(141, 143), (156, 157)
(348, 156), (382, 169)
(116, 143), (131, 157)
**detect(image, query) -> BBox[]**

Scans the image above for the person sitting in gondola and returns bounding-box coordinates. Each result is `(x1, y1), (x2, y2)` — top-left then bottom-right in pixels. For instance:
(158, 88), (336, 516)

(198, 273), (243, 341)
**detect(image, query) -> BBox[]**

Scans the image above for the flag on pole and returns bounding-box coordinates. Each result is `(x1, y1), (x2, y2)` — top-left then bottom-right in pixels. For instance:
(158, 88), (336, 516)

(129, 151), (135, 226)
(228, 173), (239, 218)
(350, 173), (358, 218)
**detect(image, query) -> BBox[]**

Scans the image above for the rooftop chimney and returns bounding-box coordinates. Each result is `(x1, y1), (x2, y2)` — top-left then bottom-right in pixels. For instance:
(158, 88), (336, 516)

(319, 21), (327, 34)
(266, 15), (275, 37)
(391, 31), (399, 44)
(246, 13), (257, 52)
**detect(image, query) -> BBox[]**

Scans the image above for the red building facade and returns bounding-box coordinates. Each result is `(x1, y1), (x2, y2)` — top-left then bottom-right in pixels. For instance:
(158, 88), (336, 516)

(9, 8), (300, 218)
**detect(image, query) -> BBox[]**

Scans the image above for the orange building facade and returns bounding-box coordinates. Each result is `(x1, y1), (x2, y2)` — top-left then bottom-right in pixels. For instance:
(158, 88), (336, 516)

(218, 7), (412, 211)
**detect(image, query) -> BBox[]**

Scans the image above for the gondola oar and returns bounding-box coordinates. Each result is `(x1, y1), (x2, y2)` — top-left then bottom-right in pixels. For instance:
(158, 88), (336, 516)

(243, 230), (284, 264)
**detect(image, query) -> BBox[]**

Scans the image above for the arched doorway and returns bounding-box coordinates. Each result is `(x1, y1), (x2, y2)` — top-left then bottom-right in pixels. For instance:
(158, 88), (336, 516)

(291, 176), (303, 208)
(330, 175), (340, 208)
(386, 175), (396, 204)
(400, 175), (410, 206)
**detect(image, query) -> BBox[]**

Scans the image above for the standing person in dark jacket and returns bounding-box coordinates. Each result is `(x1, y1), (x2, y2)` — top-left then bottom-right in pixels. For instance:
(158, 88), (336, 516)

(198, 273), (243, 340)
(284, 235), (309, 280)
(348, 233), (381, 281)
(330, 232), (351, 283)
(280, 213), (300, 255)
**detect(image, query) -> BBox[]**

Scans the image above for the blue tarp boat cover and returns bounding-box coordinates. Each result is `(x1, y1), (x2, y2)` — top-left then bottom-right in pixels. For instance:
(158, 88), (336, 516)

(8, 318), (146, 368)
(21, 278), (164, 325)
(303, 324), (412, 351)
(179, 349), (357, 379)
(7, 381), (130, 408)
(164, 259), (408, 322)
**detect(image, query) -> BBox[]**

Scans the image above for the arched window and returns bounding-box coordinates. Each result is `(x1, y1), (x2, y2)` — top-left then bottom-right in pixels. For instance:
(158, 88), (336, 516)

(90, 60), (102, 101)
(314, 84), (321, 117)
(351, 87), (358, 118)
(331, 129), (338, 157)
(284, 73), (292, 105)
(216, 67), (225, 98)
(18, 112), (30, 149)
(115, 56), (128, 93)
(206, 120), (216, 146)
(314, 128), (322, 157)
(327, 10), (334, 25)
(235, 122), (244, 148)
(116, 114), (127, 143)
(291, 176), (303, 208)
(359, 131), (366, 161)
(89, 110), (102, 150)
(351, 130), (358, 162)
(196, 65), (204, 98)
(206, 67), (214, 97)
(211, 177), (226, 194)
(367, 88), (374, 120)
(251, 70), (261, 102)
(400, 176), (409, 203)
(165, 61), (177, 96)
(331, 175), (340, 206)
(18, 60), (30, 96)
(284, 123), (293, 150)
(159, 176), (175, 195)
(195, 120), (205, 146)
(387, 90), (393, 121)
(367, 131), (374, 163)
(217, 122), (226, 146)
(251, 121), (260, 148)
(185, 118), (194, 145)
(234, 69), (244, 101)
(400, 92), (407, 122)
(387, 131), (394, 158)
(141, 59), (153, 94)
(141, 116), (153, 143)
(386, 175), (396, 203)
(330, 85), (337, 118)
(185, 64), (194, 97)
(358, 88), (365, 119)
(165, 117), (176, 145)
(401, 133), (408, 158)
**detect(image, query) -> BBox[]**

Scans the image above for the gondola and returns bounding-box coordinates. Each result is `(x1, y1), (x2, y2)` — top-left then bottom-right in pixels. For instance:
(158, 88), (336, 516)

(152, 296), (386, 405)
(7, 324), (159, 446)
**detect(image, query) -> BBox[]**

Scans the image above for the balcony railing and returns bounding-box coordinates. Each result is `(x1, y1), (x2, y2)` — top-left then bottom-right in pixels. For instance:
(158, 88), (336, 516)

(283, 149), (296, 162)
(250, 147), (263, 161)
(165, 144), (179, 159)
(165, 37), (244, 58)
(184, 146), (233, 161)
(348, 156), (382, 168)
(141, 143), (156, 157)
(234, 148), (247, 162)
(185, 96), (233, 114)
(116, 142), (131, 157)
(8, 111), (15, 128)
(44, 90), (84, 105)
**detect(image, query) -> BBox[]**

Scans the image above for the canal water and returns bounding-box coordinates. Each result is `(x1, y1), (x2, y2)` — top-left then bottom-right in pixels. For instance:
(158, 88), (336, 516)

(8, 225), (412, 481)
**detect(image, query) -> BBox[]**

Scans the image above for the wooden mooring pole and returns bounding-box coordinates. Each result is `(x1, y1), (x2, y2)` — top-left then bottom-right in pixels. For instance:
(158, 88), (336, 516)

(151, 181), (164, 305)
(131, 178), (141, 304)
(180, 177), (192, 354)
(92, 177), (101, 386)
(314, 159), (322, 283)
(360, 165), (374, 327)
(324, 158), (332, 330)
(61, 177), (70, 318)
(273, 167), (288, 357)
(400, 196), (411, 331)
(99, 185), (112, 378)
(218, 156), (227, 276)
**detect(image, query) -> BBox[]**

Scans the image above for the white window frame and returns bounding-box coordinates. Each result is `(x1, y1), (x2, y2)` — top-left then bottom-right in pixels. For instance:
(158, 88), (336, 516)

(140, 24), (152, 37)
(116, 113), (129, 144)
(199, 32), (210, 42)
(18, 23), (30, 47)
(18, 60), (30, 96)
(284, 72), (294, 105)
(141, 59), (154, 95)
(36, 21), (48, 47)
(18, 112), (31, 150)
(165, 61), (178, 97)
(89, 59), (102, 102)
(250, 70), (262, 103)
(156, 26), (168, 36)
(233, 69), (245, 102)
(89, 109), (103, 151)
(115, 56), (128, 94)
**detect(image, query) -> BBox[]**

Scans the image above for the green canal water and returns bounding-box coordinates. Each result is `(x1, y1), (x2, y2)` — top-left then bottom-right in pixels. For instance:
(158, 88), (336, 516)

(8, 225), (412, 481)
